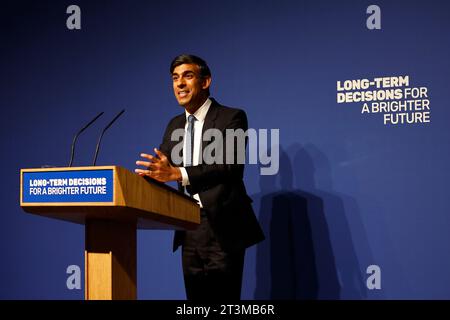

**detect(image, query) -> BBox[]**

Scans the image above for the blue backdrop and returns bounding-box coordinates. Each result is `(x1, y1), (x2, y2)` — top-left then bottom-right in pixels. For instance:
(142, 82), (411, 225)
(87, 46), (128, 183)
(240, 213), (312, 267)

(2, 0), (450, 299)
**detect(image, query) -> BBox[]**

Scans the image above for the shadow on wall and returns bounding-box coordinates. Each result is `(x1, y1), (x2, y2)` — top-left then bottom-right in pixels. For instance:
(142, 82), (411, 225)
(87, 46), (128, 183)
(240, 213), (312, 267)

(253, 143), (367, 299)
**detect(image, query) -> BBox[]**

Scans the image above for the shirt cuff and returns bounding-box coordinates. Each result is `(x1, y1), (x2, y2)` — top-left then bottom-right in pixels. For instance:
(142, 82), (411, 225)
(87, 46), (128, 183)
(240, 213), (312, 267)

(179, 167), (190, 186)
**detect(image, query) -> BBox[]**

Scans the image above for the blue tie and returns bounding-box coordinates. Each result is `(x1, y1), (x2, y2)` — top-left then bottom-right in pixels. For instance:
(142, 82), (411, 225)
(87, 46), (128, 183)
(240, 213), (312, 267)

(185, 115), (196, 167)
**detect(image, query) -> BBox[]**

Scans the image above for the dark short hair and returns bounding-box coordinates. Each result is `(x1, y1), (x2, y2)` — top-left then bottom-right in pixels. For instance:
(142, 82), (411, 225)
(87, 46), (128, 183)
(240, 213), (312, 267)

(170, 54), (211, 78)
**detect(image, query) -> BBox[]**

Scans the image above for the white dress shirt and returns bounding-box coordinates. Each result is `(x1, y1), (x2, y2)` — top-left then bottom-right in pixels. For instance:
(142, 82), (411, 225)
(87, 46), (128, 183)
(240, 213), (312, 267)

(179, 98), (212, 207)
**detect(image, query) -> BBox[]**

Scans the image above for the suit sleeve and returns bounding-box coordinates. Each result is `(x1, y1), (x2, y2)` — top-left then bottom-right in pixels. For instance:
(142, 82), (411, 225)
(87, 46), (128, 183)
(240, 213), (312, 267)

(184, 109), (248, 194)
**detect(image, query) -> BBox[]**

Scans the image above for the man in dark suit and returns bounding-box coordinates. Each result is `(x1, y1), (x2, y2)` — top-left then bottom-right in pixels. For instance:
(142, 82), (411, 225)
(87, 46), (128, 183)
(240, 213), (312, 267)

(135, 54), (264, 300)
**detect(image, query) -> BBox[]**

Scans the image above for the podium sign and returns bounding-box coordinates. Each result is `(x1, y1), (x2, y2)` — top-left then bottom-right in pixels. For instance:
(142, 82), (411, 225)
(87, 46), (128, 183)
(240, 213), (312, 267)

(22, 169), (114, 203)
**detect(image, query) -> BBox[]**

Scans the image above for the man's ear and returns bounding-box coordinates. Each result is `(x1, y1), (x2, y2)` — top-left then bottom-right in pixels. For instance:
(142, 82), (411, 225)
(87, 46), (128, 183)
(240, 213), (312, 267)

(202, 76), (212, 90)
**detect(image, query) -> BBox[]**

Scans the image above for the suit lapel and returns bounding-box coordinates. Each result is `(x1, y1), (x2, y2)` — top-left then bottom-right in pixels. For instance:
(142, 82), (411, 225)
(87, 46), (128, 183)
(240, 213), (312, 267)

(171, 113), (186, 131)
(167, 114), (185, 164)
(201, 98), (219, 152)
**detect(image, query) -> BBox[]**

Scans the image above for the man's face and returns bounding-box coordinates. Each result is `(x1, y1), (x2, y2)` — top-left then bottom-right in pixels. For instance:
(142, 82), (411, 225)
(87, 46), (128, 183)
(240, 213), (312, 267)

(172, 63), (211, 112)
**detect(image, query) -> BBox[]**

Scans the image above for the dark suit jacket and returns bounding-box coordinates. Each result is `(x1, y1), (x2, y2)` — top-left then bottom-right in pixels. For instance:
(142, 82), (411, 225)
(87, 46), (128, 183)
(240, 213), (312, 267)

(159, 98), (265, 253)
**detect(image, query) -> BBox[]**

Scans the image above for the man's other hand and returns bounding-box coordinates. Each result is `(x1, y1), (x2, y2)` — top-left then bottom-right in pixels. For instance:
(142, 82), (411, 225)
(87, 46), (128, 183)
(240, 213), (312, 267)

(135, 148), (182, 183)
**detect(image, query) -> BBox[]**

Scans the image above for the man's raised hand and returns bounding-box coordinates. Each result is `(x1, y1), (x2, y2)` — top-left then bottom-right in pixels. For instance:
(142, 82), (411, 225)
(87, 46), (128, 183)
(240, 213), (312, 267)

(135, 148), (181, 183)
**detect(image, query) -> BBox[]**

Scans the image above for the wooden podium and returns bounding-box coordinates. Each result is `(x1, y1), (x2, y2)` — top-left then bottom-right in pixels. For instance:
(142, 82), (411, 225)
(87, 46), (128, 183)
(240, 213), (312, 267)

(20, 166), (200, 300)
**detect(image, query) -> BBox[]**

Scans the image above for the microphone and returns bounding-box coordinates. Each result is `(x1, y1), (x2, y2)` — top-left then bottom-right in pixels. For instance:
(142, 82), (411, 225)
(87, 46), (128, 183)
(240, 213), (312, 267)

(92, 109), (125, 166)
(68, 112), (104, 167)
